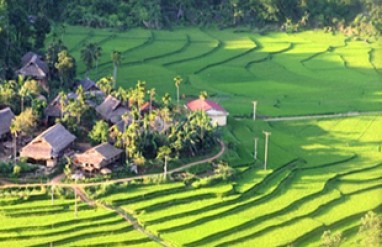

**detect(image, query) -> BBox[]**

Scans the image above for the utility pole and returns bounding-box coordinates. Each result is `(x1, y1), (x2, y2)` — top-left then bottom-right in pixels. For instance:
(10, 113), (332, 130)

(263, 131), (271, 170)
(164, 156), (168, 178)
(254, 137), (258, 162)
(253, 101), (258, 120)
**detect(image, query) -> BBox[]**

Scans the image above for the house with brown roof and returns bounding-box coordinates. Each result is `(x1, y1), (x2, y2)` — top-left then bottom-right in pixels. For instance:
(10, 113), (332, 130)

(17, 52), (49, 91)
(73, 142), (122, 173)
(186, 99), (229, 126)
(76, 78), (99, 91)
(20, 123), (76, 167)
(44, 92), (78, 125)
(96, 95), (128, 124)
(0, 107), (15, 140)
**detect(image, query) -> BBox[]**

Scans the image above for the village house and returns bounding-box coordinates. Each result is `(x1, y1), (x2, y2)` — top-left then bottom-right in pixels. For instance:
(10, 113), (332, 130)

(17, 52), (49, 91)
(73, 142), (122, 174)
(75, 78), (99, 91)
(0, 107), (15, 140)
(186, 99), (229, 126)
(44, 92), (78, 125)
(96, 95), (128, 124)
(20, 123), (76, 167)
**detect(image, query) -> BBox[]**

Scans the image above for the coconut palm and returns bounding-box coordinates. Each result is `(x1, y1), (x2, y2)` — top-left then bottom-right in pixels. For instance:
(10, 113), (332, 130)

(174, 75), (183, 109)
(81, 43), (96, 77)
(162, 93), (171, 107)
(10, 108), (37, 165)
(147, 88), (156, 115)
(156, 145), (172, 177)
(94, 45), (102, 78)
(111, 50), (122, 87)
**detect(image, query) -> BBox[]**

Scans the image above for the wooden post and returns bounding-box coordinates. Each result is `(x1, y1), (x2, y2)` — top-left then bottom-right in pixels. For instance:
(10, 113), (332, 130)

(164, 156), (168, 178)
(253, 101), (257, 120)
(263, 131), (271, 170)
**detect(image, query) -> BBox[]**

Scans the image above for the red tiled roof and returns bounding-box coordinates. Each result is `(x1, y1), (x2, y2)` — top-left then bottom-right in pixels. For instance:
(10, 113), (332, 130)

(186, 99), (226, 112)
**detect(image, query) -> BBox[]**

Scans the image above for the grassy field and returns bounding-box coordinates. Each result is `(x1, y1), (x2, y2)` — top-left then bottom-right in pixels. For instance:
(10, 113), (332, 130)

(1, 26), (381, 246)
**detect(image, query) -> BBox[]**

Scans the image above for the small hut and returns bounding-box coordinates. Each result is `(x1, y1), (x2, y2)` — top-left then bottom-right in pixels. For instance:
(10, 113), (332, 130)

(20, 123), (76, 167)
(76, 78), (99, 91)
(96, 95), (128, 124)
(44, 92), (78, 124)
(73, 142), (122, 173)
(17, 52), (49, 91)
(0, 107), (15, 140)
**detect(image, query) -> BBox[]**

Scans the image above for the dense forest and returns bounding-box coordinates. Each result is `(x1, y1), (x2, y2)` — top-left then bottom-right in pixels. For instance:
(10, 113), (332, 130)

(0, 0), (381, 79)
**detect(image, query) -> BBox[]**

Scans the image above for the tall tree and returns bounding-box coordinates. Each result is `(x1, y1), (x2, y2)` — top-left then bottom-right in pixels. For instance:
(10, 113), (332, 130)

(147, 88), (156, 116)
(33, 15), (51, 49)
(55, 50), (76, 88)
(81, 43), (96, 78)
(19, 79), (40, 112)
(111, 50), (122, 87)
(81, 42), (101, 78)
(10, 108), (37, 165)
(156, 145), (171, 177)
(174, 75), (182, 110)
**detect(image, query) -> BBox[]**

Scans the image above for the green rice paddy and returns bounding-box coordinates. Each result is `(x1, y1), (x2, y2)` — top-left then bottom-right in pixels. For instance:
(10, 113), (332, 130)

(1, 26), (381, 246)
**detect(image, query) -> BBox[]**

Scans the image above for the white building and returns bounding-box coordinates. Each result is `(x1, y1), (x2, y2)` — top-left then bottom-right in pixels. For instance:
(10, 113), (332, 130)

(186, 99), (229, 126)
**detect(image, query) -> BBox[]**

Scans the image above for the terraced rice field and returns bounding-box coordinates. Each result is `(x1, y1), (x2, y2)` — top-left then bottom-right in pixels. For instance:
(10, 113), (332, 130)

(1, 26), (381, 246)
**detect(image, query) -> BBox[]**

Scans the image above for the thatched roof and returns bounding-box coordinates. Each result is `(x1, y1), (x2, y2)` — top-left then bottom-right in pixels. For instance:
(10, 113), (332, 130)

(44, 92), (79, 118)
(0, 107), (15, 136)
(20, 123), (76, 160)
(18, 52), (49, 79)
(96, 95), (128, 123)
(77, 78), (99, 91)
(75, 142), (122, 168)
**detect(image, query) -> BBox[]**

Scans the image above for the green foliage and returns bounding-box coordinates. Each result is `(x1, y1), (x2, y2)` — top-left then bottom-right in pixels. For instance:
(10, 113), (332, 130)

(88, 120), (109, 145)
(54, 50), (76, 88)
(321, 230), (343, 247)
(358, 211), (382, 246)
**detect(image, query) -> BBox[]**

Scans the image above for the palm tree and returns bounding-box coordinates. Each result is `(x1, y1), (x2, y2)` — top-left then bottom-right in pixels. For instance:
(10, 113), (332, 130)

(136, 80), (146, 112)
(147, 88), (156, 116)
(10, 109), (37, 165)
(81, 43), (96, 78)
(94, 45), (102, 78)
(162, 93), (172, 107)
(113, 87), (129, 106)
(199, 90), (208, 100)
(199, 90), (208, 110)
(111, 50), (122, 87)
(58, 91), (67, 119)
(96, 76), (114, 95)
(156, 145), (172, 177)
(174, 75), (183, 110)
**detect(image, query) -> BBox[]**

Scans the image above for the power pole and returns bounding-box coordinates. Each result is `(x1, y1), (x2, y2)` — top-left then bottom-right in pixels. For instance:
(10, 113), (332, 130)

(253, 101), (258, 120)
(164, 156), (168, 178)
(254, 137), (258, 162)
(263, 131), (271, 170)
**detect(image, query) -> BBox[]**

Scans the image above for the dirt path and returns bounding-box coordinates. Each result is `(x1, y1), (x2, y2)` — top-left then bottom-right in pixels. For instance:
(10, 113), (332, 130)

(0, 140), (225, 189)
(261, 111), (382, 122)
